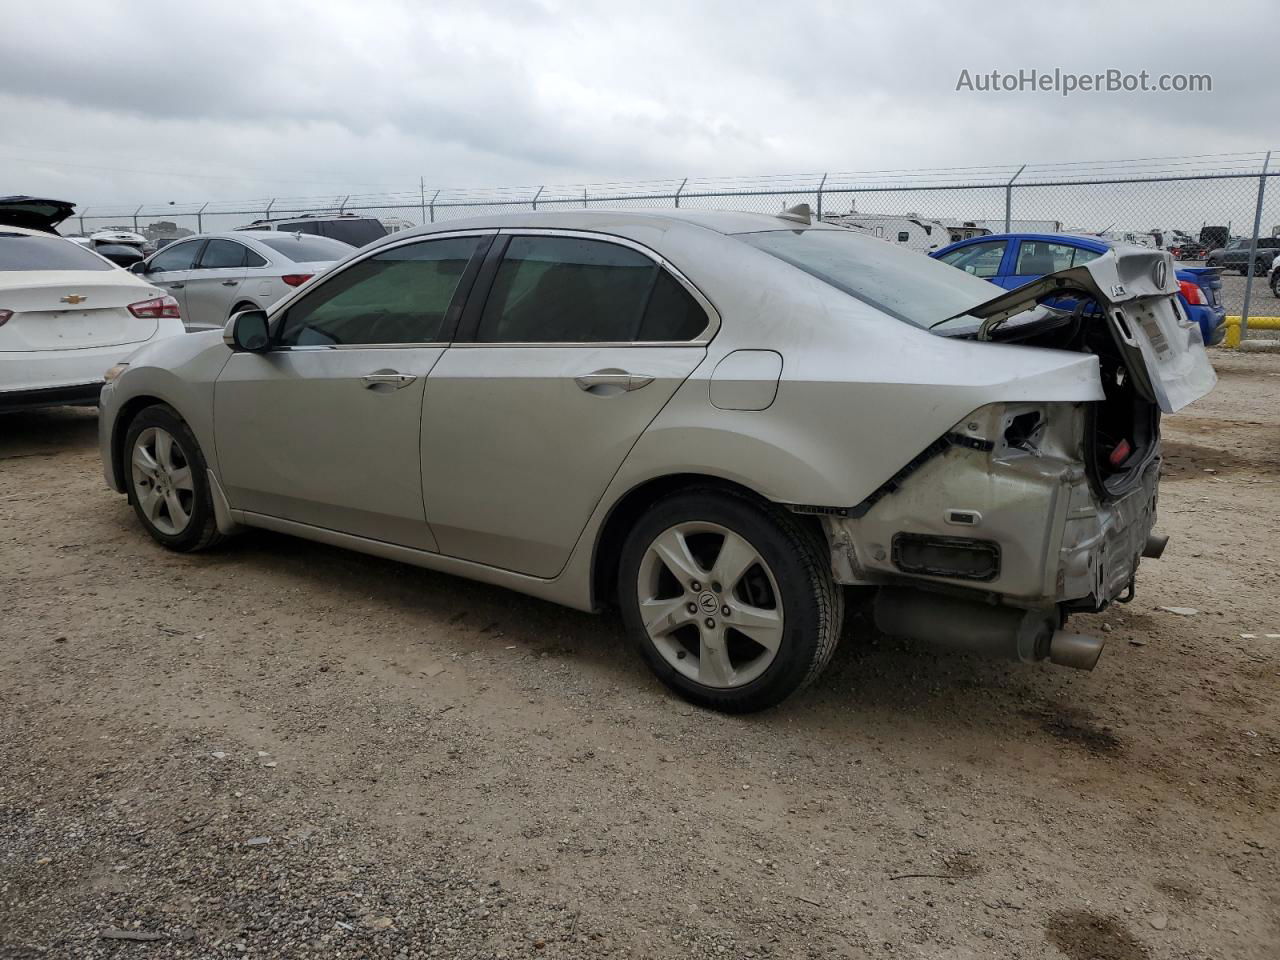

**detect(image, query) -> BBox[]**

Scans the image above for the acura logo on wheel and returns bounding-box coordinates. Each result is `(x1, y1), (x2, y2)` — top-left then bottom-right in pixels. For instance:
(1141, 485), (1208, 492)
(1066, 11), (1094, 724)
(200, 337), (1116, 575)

(698, 592), (719, 613)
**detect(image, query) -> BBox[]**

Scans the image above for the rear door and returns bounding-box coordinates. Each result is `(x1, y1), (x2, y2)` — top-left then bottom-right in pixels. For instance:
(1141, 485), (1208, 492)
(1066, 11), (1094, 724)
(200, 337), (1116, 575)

(183, 238), (250, 328)
(141, 238), (204, 317)
(421, 231), (714, 577)
(213, 233), (492, 549)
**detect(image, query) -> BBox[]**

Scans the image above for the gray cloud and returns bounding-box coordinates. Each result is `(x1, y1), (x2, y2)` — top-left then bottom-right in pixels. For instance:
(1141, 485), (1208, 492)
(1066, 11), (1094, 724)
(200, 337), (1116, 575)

(1, 0), (1275, 209)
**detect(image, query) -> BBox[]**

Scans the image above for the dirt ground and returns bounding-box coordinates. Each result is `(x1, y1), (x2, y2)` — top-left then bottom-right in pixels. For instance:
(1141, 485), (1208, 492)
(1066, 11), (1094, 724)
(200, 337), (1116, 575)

(1, 351), (1277, 959)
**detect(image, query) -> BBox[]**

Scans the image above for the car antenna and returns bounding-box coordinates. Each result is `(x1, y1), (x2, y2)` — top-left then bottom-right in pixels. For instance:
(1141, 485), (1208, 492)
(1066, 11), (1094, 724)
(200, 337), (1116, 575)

(777, 203), (812, 225)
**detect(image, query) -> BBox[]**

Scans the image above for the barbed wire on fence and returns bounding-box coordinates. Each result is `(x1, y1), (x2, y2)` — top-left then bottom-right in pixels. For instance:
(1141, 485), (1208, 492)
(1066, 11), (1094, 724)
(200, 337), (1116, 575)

(67, 150), (1279, 332)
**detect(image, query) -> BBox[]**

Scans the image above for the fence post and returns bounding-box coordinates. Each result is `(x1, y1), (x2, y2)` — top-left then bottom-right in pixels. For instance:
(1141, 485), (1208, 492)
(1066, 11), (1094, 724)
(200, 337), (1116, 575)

(531, 186), (544, 211)
(1004, 165), (1025, 232)
(1239, 150), (1271, 342)
(265, 198), (275, 220)
(338, 195), (349, 214)
(78, 209), (87, 234)
(674, 178), (687, 208)
(133, 205), (143, 233)
(429, 189), (439, 224)
(420, 177), (427, 225)
(816, 173), (828, 220)
(197, 202), (208, 233)
(583, 187), (588, 209)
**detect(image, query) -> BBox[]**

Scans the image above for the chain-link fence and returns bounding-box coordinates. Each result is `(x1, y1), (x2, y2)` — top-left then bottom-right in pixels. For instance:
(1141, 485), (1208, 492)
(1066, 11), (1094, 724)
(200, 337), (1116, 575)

(71, 152), (1280, 336)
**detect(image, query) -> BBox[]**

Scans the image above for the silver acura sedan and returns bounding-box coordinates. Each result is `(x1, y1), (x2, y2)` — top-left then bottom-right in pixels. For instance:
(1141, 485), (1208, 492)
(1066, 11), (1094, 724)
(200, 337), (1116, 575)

(98, 208), (1215, 712)
(129, 231), (353, 330)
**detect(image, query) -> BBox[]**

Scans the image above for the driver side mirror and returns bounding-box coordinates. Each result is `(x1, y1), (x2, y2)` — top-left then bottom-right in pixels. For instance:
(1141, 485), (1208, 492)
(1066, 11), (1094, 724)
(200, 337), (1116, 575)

(224, 309), (271, 353)
(129, 261), (148, 275)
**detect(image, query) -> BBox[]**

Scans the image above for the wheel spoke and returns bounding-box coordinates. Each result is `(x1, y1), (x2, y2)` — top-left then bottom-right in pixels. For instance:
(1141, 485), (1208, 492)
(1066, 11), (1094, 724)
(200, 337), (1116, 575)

(698, 629), (734, 687)
(132, 444), (159, 476)
(139, 486), (164, 522)
(164, 490), (190, 531)
(711, 531), (760, 593)
(726, 600), (784, 653)
(169, 465), (194, 492)
(640, 595), (696, 637)
(155, 430), (176, 471)
(650, 528), (706, 585)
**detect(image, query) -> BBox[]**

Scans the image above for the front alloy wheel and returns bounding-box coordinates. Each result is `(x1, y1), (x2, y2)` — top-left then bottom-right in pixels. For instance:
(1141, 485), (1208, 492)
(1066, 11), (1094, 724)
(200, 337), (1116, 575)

(131, 426), (195, 535)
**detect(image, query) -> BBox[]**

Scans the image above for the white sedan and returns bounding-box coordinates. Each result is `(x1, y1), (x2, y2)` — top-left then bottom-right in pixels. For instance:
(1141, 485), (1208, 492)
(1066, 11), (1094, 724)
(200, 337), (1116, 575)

(0, 225), (185, 412)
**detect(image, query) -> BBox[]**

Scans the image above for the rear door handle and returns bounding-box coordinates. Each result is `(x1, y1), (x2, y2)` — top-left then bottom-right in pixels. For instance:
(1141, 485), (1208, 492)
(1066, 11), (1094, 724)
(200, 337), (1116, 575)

(574, 370), (654, 392)
(362, 372), (418, 390)
(166, 282), (184, 289)
(220, 280), (238, 287)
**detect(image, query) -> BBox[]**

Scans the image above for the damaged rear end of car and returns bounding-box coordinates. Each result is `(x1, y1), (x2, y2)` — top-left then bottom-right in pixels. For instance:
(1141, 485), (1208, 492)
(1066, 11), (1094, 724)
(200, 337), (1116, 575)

(818, 246), (1215, 671)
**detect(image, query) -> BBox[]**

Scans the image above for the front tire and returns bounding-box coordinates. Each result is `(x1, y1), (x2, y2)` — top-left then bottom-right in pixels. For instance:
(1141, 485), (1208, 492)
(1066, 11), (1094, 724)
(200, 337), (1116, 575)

(618, 489), (843, 713)
(124, 404), (224, 552)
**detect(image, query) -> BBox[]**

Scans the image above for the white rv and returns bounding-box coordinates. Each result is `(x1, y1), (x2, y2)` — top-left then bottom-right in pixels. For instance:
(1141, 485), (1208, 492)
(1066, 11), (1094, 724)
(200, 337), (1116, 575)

(820, 213), (950, 253)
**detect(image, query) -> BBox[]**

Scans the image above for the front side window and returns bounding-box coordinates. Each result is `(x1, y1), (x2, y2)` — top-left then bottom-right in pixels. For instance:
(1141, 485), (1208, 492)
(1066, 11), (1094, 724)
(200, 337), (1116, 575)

(477, 235), (708, 343)
(197, 239), (248, 269)
(275, 235), (483, 347)
(148, 239), (203, 273)
(937, 240), (1009, 278)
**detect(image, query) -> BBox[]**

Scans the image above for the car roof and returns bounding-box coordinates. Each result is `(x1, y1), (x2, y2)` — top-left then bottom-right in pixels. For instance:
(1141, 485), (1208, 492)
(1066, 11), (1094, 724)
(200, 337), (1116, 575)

(939, 231), (1112, 253)
(368, 209), (844, 249)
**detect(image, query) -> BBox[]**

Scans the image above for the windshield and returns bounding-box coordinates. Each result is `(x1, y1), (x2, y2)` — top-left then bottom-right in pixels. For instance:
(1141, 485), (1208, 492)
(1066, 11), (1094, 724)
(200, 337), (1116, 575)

(736, 228), (997, 329)
(258, 234), (353, 262)
(0, 232), (113, 271)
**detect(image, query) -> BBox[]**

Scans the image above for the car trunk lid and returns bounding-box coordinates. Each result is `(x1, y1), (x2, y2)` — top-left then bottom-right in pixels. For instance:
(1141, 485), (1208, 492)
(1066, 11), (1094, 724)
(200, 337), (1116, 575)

(955, 247), (1216, 413)
(0, 274), (160, 351)
(0, 196), (77, 233)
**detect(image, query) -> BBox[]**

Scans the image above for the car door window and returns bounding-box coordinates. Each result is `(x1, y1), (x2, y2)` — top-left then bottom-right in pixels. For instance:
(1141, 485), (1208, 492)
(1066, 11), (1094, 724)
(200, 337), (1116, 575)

(477, 235), (708, 343)
(197, 239), (248, 269)
(938, 240), (1007, 278)
(275, 235), (484, 346)
(148, 239), (202, 272)
(1014, 241), (1080, 275)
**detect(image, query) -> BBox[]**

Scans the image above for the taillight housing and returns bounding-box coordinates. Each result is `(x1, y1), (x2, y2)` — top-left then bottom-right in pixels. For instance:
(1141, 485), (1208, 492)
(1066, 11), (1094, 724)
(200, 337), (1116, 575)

(1178, 280), (1207, 305)
(281, 274), (314, 287)
(0, 308), (12, 328)
(128, 295), (182, 319)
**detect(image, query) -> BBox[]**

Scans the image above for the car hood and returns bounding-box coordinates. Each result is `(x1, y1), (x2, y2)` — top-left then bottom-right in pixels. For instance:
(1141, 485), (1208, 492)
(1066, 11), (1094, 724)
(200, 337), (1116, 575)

(950, 246), (1216, 414)
(0, 196), (77, 233)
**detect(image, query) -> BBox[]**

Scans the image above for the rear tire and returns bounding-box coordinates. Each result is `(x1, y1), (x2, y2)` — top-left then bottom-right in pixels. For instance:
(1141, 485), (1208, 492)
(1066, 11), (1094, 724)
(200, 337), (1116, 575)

(123, 404), (224, 552)
(1271, 272), (1280, 298)
(618, 488), (843, 713)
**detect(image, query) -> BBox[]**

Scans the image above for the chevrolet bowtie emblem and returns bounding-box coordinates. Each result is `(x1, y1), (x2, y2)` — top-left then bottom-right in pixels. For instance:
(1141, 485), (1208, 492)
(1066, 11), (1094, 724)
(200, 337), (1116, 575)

(60, 294), (87, 304)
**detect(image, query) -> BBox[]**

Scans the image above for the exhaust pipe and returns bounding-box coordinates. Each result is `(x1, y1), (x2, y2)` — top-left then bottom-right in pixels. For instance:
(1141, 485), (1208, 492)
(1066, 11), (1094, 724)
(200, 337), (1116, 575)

(874, 588), (1105, 670)
(1048, 631), (1105, 671)
(1142, 533), (1169, 559)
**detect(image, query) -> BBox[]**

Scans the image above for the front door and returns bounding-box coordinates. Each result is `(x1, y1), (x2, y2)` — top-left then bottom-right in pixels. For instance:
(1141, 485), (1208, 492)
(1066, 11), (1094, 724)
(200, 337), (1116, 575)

(141, 237), (205, 318)
(183, 238), (249, 329)
(422, 232), (713, 578)
(213, 233), (491, 549)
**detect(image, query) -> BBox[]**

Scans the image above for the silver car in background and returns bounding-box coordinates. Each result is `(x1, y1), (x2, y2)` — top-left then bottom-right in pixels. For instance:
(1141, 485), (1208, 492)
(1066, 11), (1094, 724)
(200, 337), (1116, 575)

(98, 209), (1215, 713)
(130, 231), (353, 330)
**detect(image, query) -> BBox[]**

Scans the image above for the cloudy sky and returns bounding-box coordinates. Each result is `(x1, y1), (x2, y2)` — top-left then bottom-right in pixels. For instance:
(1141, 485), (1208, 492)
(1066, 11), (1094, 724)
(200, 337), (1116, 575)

(2, 0), (1276, 209)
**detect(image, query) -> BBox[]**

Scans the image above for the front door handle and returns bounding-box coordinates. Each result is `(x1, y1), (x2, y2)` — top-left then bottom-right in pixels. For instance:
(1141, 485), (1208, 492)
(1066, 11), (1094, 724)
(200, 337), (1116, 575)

(574, 370), (654, 393)
(362, 372), (418, 390)
(166, 282), (184, 289)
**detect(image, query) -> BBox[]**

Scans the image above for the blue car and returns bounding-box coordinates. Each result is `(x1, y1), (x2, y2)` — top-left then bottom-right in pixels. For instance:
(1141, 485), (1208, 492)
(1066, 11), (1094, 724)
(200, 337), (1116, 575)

(931, 233), (1227, 346)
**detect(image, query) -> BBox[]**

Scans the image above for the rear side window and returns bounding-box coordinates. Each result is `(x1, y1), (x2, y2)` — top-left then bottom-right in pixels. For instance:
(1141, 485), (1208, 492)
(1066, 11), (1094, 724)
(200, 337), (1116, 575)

(258, 235), (353, 262)
(276, 235), (483, 346)
(477, 235), (708, 343)
(198, 239), (248, 269)
(148, 239), (203, 272)
(244, 248), (268, 268)
(1014, 241), (1083, 275)
(0, 232), (113, 271)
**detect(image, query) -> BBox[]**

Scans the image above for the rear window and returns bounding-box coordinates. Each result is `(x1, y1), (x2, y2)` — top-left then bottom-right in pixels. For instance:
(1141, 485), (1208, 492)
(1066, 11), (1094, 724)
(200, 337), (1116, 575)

(738, 228), (997, 329)
(0, 232), (113, 271)
(258, 235), (353, 263)
(319, 220), (388, 247)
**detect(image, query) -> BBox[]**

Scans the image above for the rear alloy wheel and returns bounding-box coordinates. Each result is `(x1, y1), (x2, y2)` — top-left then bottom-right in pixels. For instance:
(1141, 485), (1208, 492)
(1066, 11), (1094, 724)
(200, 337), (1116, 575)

(619, 490), (842, 712)
(124, 404), (224, 552)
